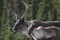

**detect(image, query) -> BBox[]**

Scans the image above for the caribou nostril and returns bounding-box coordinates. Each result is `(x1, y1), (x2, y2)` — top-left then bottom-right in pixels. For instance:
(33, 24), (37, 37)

(12, 29), (16, 32)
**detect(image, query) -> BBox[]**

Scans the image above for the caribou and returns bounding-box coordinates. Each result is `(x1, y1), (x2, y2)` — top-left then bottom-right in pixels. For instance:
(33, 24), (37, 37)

(11, 1), (60, 40)
(12, 20), (60, 40)
(12, 19), (60, 40)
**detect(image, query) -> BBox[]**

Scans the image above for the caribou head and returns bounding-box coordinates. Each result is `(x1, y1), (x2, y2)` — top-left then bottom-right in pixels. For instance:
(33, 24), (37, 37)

(11, 1), (32, 37)
(12, 1), (27, 32)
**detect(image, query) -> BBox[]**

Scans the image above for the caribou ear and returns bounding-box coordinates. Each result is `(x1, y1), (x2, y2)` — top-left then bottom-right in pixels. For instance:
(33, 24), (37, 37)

(19, 14), (25, 23)
(11, 12), (18, 27)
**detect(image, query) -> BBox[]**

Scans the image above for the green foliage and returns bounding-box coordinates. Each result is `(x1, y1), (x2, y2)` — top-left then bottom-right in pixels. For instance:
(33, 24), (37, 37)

(0, 0), (60, 40)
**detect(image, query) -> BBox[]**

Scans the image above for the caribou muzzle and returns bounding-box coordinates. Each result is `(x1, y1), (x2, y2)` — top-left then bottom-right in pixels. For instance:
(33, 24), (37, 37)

(12, 26), (19, 32)
(12, 27), (16, 32)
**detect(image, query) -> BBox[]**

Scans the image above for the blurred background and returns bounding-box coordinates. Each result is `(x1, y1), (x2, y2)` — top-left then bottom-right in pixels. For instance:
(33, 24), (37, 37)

(0, 0), (60, 40)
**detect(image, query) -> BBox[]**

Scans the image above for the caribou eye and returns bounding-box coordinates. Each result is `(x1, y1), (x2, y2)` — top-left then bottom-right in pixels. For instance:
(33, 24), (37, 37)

(14, 20), (16, 23)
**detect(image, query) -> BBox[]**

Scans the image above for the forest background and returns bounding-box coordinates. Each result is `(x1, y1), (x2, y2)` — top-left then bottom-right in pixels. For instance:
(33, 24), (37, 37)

(0, 0), (60, 40)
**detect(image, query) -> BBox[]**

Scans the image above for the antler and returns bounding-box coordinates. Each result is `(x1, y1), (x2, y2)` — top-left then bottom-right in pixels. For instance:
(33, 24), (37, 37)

(12, 1), (27, 31)
(14, 0), (27, 24)
(20, 1), (28, 10)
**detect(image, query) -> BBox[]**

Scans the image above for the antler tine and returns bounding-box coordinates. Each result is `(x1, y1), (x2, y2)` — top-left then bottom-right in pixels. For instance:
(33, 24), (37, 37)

(20, 0), (28, 10)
